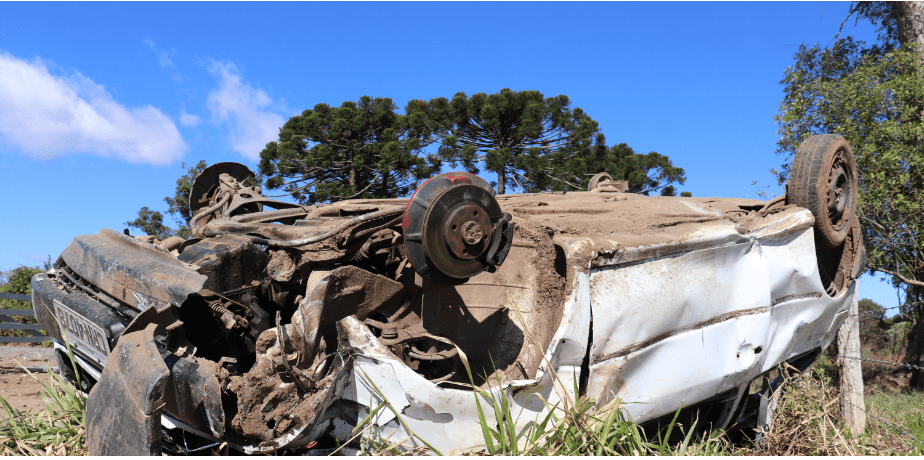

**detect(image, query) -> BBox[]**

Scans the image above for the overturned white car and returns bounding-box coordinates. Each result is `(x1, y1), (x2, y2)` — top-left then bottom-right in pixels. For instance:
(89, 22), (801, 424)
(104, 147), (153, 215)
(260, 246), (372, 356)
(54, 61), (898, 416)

(32, 134), (864, 454)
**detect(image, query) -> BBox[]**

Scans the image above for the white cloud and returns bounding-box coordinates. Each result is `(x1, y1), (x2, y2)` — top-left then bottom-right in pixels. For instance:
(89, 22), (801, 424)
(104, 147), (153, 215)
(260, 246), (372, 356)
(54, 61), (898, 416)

(0, 53), (187, 165)
(144, 38), (182, 83)
(143, 38), (174, 68)
(179, 110), (201, 127)
(206, 60), (284, 160)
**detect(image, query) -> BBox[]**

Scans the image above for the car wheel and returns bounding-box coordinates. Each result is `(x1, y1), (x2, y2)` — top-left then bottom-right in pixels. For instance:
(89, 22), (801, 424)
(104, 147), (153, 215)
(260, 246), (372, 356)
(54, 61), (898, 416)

(587, 172), (613, 191)
(817, 217), (864, 297)
(787, 134), (858, 250)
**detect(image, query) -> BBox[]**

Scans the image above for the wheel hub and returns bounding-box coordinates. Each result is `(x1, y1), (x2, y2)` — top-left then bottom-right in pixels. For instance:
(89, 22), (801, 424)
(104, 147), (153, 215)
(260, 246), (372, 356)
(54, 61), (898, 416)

(402, 172), (514, 284)
(443, 204), (491, 260)
(827, 156), (852, 229)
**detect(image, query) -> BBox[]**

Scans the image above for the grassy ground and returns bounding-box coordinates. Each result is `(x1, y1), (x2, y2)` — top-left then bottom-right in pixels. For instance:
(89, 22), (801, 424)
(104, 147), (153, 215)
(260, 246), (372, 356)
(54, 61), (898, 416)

(747, 369), (922, 456)
(1, 358), (921, 455)
(0, 369), (85, 455)
(865, 391), (924, 452)
(345, 365), (923, 456)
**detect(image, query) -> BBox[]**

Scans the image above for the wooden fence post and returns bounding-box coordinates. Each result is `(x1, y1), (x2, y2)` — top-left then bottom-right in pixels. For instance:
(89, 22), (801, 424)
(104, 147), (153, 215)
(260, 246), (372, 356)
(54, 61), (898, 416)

(836, 295), (866, 436)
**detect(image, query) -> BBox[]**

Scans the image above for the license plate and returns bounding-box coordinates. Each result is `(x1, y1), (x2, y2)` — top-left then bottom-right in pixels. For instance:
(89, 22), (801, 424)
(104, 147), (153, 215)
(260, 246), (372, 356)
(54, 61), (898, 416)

(53, 299), (110, 366)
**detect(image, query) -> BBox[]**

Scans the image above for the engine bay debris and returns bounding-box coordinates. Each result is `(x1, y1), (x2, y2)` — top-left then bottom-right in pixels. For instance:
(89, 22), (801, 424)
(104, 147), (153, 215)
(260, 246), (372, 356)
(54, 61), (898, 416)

(33, 146), (864, 454)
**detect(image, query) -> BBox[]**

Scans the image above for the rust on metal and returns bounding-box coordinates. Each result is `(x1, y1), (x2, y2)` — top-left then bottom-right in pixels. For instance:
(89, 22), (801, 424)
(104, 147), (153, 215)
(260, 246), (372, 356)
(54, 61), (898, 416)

(34, 159), (864, 454)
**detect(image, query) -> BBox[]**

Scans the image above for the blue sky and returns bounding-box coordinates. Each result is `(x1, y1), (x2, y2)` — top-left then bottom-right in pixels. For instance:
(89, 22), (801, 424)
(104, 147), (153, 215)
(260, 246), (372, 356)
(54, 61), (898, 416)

(0, 2), (903, 306)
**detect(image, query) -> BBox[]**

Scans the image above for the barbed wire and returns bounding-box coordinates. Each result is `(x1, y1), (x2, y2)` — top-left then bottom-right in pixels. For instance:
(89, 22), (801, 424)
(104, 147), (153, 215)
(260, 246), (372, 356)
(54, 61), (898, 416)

(780, 371), (923, 446)
(800, 381), (921, 445)
(849, 300), (924, 319)
(825, 352), (924, 372)
(822, 296), (924, 446)
(837, 396), (924, 445)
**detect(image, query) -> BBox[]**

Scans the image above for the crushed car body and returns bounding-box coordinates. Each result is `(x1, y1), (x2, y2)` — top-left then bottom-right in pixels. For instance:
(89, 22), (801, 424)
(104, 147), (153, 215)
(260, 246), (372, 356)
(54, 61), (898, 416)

(33, 135), (865, 454)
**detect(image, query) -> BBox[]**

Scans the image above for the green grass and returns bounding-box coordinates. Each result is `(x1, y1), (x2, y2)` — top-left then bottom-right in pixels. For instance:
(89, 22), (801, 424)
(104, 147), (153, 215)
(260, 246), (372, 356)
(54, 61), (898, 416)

(866, 391), (924, 453)
(0, 331), (86, 455)
(349, 343), (733, 456)
(3, 336), (923, 456)
(0, 367), (87, 455)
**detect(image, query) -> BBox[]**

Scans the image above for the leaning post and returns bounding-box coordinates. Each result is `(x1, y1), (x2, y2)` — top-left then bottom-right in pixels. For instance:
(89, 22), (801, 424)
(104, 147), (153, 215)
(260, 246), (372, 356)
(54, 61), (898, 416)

(836, 295), (866, 436)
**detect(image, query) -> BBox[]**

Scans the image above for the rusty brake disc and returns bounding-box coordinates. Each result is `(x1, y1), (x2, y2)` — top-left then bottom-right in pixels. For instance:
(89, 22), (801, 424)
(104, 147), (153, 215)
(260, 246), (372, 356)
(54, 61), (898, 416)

(402, 172), (513, 285)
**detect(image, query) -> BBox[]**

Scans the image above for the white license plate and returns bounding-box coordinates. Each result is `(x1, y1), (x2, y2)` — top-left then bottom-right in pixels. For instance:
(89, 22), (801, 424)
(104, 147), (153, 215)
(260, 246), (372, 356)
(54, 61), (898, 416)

(53, 299), (110, 366)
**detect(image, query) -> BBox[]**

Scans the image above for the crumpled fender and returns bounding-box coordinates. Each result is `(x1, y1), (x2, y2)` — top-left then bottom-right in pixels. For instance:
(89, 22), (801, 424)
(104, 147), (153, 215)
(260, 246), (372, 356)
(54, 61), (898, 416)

(85, 322), (227, 455)
(85, 323), (169, 456)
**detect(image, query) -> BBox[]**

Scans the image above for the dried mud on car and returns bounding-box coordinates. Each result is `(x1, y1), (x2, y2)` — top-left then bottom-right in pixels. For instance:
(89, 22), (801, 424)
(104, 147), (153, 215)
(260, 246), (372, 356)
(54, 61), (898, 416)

(33, 135), (865, 455)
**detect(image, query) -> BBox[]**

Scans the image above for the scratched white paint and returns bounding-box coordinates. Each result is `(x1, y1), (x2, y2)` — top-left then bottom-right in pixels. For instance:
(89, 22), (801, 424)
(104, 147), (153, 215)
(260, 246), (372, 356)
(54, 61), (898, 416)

(585, 209), (855, 425)
(592, 224), (748, 268)
(283, 208), (858, 452)
(232, 208), (854, 453)
(329, 275), (593, 454)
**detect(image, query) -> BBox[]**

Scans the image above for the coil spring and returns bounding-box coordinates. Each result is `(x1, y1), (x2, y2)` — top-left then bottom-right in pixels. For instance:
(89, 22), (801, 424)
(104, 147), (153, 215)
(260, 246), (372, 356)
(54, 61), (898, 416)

(209, 302), (231, 316)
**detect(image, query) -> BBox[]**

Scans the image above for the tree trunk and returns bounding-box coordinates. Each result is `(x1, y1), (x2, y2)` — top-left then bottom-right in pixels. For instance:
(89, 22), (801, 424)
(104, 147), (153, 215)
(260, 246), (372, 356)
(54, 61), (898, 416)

(895, 2), (924, 61)
(891, 0), (924, 389)
(497, 170), (506, 195)
(380, 170), (390, 198)
(835, 296), (866, 436)
(349, 167), (356, 188)
(908, 299), (924, 389)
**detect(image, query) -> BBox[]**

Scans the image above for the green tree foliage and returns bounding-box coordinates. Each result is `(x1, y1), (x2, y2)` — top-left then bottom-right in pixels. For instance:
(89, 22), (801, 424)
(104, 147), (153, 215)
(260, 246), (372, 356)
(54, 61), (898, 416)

(259, 96), (438, 204)
(842, 2), (899, 48)
(0, 266), (45, 310)
(124, 207), (173, 240)
(124, 161), (208, 239)
(775, 1), (924, 387)
(858, 298), (889, 351)
(859, 298), (887, 321)
(165, 160), (208, 232)
(580, 139), (687, 195)
(412, 88), (600, 194)
(776, 35), (924, 286)
(412, 89), (685, 195)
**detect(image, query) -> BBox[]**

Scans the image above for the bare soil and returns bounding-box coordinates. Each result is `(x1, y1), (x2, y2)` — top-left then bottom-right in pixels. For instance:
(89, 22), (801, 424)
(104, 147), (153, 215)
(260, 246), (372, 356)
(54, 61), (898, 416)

(0, 373), (50, 414)
(0, 346), (57, 414)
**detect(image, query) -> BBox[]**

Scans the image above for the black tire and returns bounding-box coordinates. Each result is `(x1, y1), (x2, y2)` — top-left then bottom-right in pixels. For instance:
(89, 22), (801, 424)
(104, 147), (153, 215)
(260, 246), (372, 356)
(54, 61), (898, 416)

(54, 350), (78, 385)
(587, 172), (613, 191)
(788, 135), (858, 249)
(55, 349), (94, 391)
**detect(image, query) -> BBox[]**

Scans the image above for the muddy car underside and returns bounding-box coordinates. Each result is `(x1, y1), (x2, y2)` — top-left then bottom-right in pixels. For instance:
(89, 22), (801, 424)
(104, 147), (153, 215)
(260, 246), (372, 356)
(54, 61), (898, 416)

(32, 152), (863, 454)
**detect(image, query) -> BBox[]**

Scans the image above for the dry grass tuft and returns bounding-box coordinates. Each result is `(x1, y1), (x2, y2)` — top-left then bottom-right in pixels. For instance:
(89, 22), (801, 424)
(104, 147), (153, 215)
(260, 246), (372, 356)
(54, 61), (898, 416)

(739, 369), (921, 456)
(2, 355), (922, 456)
(0, 367), (87, 455)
